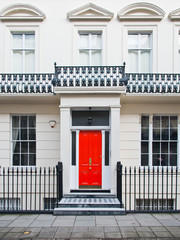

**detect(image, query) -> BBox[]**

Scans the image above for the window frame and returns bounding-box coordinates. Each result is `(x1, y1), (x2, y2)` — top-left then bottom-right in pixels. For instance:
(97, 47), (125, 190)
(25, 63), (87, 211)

(11, 114), (36, 167)
(141, 115), (179, 167)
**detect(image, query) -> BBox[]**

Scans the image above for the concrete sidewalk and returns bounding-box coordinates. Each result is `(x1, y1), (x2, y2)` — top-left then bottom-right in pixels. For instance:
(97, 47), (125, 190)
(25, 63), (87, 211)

(0, 213), (180, 239)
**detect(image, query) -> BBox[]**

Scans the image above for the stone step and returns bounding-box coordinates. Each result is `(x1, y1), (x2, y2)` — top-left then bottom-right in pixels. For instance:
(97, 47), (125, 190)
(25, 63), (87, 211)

(53, 207), (125, 215)
(64, 193), (116, 198)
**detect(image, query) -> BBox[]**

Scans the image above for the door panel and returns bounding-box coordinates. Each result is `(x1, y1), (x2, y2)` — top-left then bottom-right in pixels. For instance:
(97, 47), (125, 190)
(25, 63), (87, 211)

(79, 131), (102, 188)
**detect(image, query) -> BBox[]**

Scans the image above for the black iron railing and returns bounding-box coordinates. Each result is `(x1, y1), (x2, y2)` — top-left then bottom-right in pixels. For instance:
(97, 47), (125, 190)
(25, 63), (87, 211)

(0, 162), (63, 213)
(117, 162), (180, 213)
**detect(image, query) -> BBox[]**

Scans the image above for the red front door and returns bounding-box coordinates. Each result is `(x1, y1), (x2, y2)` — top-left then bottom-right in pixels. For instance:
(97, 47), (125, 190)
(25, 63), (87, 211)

(79, 131), (102, 188)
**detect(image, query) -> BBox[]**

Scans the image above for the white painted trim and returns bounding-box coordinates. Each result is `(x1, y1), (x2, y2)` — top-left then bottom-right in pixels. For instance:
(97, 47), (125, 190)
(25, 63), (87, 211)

(173, 23), (180, 72)
(169, 8), (180, 21)
(54, 87), (126, 94)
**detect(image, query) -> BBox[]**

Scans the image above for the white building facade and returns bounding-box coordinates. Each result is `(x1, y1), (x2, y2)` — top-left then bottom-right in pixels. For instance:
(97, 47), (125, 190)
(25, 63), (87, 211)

(0, 0), (180, 198)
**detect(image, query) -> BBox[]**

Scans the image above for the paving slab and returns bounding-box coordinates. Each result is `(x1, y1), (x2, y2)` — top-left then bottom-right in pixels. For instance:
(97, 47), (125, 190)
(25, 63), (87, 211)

(8, 227), (26, 232)
(71, 231), (88, 238)
(76, 215), (95, 221)
(72, 226), (88, 232)
(117, 220), (140, 227)
(153, 231), (174, 238)
(0, 227), (12, 233)
(0, 215), (19, 220)
(2, 232), (22, 239)
(0, 221), (12, 227)
(74, 220), (95, 227)
(88, 230), (105, 238)
(166, 226), (180, 237)
(135, 218), (162, 226)
(104, 226), (120, 232)
(19, 231), (39, 239)
(25, 227), (43, 232)
(54, 231), (71, 238)
(138, 231), (156, 237)
(115, 214), (136, 221)
(56, 227), (73, 233)
(8, 219), (33, 227)
(150, 226), (167, 232)
(105, 231), (122, 238)
(0, 232), (6, 238)
(158, 219), (180, 226)
(52, 219), (75, 227)
(29, 220), (54, 227)
(35, 214), (56, 221)
(153, 213), (176, 220)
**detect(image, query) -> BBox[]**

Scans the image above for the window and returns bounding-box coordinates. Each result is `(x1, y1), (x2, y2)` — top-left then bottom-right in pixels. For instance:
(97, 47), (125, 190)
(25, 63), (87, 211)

(141, 115), (178, 166)
(128, 33), (152, 72)
(12, 115), (36, 166)
(179, 33), (180, 71)
(79, 33), (102, 66)
(12, 33), (35, 73)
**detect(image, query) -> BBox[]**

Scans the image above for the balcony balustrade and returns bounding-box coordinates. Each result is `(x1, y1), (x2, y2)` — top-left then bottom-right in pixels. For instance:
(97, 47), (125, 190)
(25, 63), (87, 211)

(0, 65), (180, 94)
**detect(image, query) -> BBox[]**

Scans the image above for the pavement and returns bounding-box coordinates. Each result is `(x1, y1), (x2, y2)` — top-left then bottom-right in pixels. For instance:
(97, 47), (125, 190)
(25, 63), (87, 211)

(0, 213), (180, 239)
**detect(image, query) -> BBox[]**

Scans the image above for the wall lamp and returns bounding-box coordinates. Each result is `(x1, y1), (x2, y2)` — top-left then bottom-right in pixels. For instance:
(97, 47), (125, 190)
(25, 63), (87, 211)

(88, 117), (92, 125)
(49, 120), (57, 128)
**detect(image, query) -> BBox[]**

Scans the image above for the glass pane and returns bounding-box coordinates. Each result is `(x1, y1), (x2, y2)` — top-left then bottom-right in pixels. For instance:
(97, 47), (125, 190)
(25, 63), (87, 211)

(79, 50), (89, 65)
(13, 154), (20, 166)
(72, 132), (76, 166)
(29, 129), (36, 140)
(170, 142), (177, 153)
(13, 51), (23, 72)
(79, 34), (89, 48)
(161, 142), (168, 153)
(141, 154), (148, 166)
(25, 51), (35, 72)
(128, 50), (138, 72)
(21, 116), (27, 128)
(29, 142), (36, 153)
(25, 34), (35, 49)
(128, 34), (138, 48)
(141, 116), (149, 128)
(153, 154), (160, 166)
(170, 128), (177, 140)
(105, 131), (109, 166)
(21, 129), (27, 140)
(141, 142), (148, 153)
(161, 154), (168, 166)
(12, 129), (20, 141)
(170, 155), (177, 166)
(153, 128), (160, 140)
(21, 154), (28, 166)
(141, 128), (149, 140)
(29, 154), (36, 165)
(21, 142), (28, 153)
(91, 34), (101, 49)
(12, 116), (19, 128)
(13, 142), (20, 153)
(140, 50), (150, 72)
(140, 34), (150, 48)
(91, 50), (101, 66)
(153, 116), (160, 128)
(170, 116), (178, 128)
(29, 116), (36, 128)
(12, 34), (23, 48)
(162, 116), (169, 128)
(162, 128), (169, 140)
(153, 142), (160, 153)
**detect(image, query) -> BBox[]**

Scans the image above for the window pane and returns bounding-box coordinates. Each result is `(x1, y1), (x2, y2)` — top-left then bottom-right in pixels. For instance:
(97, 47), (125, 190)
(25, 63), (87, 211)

(13, 142), (20, 153)
(29, 116), (36, 128)
(161, 142), (168, 153)
(25, 34), (35, 49)
(170, 155), (177, 166)
(128, 50), (138, 72)
(140, 50), (150, 72)
(153, 116), (160, 128)
(162, 116), (169, 128)
(21, 116), (27, 128)
(141, 116), (149, 128)
(141, 154), (148, 166)
(13, 154), (20, 166)
(170, 142), (177, 153)
(12, 116), (19, 128)
(170, 116), (178, 128)
(162, 128), (169, 140)
(12, 34), (23, 48)
(141, 142), (148, 153)
(91, 34), (101, 49)
(21, 142), (28, 153)
(128, 34), (138, 48)
(21, 129), (27, 140)
(29, 129), (36, 140)
(161, 154), (168, 166)
(170, 128), (177, 140)
(29, 142), (36, 153)
(140, 34), (150, 48)
(153, 128), (160, 140)
(141, 128), (149, 140)
(91, 50), (101, 66)
(21, 154), (28, 166)
(79, 50), (89, 65)
(25, 51), (35, 72)
(153, 142), (160, 153)
(12, 129), (20, 141)
(13, 51), (23, 72)
(29, 154), (36, 166)
(153, 154), (160, 166)
(79, 34), (89, 48)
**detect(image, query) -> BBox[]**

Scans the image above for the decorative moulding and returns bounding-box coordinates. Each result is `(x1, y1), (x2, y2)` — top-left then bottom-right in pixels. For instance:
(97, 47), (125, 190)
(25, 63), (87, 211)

(117, 2), (165, 21)
(67, 3), (114, 21)
(169, 8), (180, 20)
(0, 3), (46, 21)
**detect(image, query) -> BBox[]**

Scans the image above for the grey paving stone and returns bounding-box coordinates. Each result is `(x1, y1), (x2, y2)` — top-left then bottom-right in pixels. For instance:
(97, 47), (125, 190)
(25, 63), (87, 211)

(152, 213), (176, 220)
(2, 232), (22, 238)
(54, 231), (71, 238)
(150, 226), (167, 232)
(19, 231), (39, 238)
(8, 219), (33, 227)
(115, 214), (136, 221)
(153, 231), (173, 238)
(52, 219), (75, 227)
(55, 215), (76, 220)
(138, 231), (156, 237)
(133, 213), (155, 219)
(172, 213), (180, 220)
(0, 232), (6, 238)
(71, 231), (88, 238)
(96, 218), (117, 226)
(0, 221), (12, 227)
(158, 219), (180, 226)
(0, 227), (12, 233)
(136, 218), (162, 226)
(120, 226), (136, 232)
(9, 227), (27, 233)
(29, 220), (54, 227)
(37, 232), (55, 238)
(0, 214), (19, 220)
(89, 226), (104, 232)
(25, 227), (42, 232)
(40, 227), (57, 232)
(135, 226), (152, 232)
(104, 226), (120, 232)
(73, 226), (88, 232)
(35, 214), (56, 221)
(74, 220), (95, 227)
(121, 231), (139, 238)
(76, 215), (95, 221)
(16, 214), (39, 220)
(56, 227), (73, 233)
(88, 231), (105, 238)
(117, 220), (140, 227)
(166, 226), (180, 237)
(105, 231), (122, 238)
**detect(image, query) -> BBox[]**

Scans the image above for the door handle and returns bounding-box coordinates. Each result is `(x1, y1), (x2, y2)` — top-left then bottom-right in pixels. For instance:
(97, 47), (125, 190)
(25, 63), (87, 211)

(89, 158), (92, 166)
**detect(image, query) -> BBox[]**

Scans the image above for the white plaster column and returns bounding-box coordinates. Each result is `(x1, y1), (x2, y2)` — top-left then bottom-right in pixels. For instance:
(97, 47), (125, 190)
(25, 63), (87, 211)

(59, 105), (71, 194)
(110, 105), (121, 194)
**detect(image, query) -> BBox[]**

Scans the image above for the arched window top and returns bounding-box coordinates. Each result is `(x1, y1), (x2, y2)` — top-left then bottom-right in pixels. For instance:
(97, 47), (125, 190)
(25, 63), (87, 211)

(0, 3), (46, 21)
(169, 8), (180, 21)
(117, 2), (165, 21)
(67, 3), (114, 21)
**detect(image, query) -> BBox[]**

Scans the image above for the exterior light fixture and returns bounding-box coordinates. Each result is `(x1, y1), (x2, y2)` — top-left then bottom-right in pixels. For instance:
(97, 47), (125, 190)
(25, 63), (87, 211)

(49, 120), (56, 128)
(88, 117), (92, 125)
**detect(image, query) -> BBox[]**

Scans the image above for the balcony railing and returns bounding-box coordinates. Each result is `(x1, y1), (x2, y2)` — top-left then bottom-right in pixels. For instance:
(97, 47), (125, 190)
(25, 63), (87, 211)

(0, 66), (180, 94)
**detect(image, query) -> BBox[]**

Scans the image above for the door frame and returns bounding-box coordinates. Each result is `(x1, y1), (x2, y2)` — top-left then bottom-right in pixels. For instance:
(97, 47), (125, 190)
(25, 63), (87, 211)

(70, 128), (111, 190)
